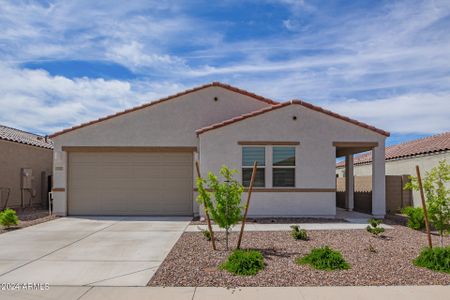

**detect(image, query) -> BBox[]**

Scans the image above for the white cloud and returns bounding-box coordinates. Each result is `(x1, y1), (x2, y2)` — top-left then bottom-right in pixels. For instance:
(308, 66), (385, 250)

(0, 63), (187, 134)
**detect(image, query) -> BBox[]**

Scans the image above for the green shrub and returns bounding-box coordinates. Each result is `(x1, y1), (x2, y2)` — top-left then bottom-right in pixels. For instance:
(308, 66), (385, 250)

(413, 247), (450, 273)
(366, 218), (385, 236)
(296, 246), (350, 271)
(401, 207), (425, 230)
(198, 227), (212, 241)
(220, 249), (265, 276)
(290, 225), (308, 240)
(0, 208), (19, 228)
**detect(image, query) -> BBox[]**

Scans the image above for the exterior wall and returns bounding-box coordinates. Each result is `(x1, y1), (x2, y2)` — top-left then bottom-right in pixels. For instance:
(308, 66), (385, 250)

(52, 86), (271, 215)
(199, 104), (386, 217)
(0, 140), (52, 208)
(336, 151), (450, 207)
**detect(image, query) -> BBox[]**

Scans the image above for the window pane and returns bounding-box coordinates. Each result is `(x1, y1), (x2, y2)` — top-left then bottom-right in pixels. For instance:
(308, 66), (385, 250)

(273, 147), (295, 166)
(273, 168), (295, 187)
(242, 168), (265, 187)
(242, 147), (265, 166)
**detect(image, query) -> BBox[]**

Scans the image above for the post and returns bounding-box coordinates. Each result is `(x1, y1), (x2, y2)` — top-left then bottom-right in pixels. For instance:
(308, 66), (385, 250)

(195, 161), (216, 250)
(416, 165), (432, 249)
(237, 161), (257, 249)
(372, 145), (386, 217)
(345, 154), (354, 211)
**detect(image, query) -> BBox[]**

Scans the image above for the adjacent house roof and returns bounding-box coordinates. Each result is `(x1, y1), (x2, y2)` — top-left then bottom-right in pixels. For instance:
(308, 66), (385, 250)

(196, 100), (390, 137)
(336, 131), (450, 167)
(0, 125), (53, 149)
(49, 82), (278, 138)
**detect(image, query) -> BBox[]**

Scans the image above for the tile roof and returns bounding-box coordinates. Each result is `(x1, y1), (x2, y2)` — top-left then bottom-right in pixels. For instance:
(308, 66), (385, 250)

(49, 82), (278, 138)
(196, 99), (390, 137)
(0, 125), (53, 149)
(336, 131), (450, 167)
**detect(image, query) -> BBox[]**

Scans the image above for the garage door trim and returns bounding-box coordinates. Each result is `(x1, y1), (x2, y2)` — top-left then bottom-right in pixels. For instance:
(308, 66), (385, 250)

(63, 146), (197, 152)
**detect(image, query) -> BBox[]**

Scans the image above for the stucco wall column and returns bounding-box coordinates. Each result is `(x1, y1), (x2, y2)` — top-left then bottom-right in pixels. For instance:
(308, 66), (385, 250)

(345, 154), (354, 211)
(372, 145), (386, 217)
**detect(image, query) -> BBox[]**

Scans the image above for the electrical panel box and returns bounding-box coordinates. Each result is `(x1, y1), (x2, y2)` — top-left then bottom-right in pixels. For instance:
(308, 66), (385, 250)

(21, 168), (33, 189)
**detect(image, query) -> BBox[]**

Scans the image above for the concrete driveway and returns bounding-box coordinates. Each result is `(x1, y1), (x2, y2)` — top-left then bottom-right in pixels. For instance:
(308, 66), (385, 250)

(0, 216), (190, 286)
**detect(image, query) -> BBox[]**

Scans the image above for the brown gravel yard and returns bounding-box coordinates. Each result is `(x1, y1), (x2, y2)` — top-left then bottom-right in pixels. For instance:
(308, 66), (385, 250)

(149, 225), (450, 287)
(190, 217), (347, 225)
(0, 208), (57, 234)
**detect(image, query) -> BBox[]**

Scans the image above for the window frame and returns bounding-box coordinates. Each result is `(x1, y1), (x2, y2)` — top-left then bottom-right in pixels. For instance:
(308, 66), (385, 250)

(240, 145), (297, 188)
(272, 146), (296, 188)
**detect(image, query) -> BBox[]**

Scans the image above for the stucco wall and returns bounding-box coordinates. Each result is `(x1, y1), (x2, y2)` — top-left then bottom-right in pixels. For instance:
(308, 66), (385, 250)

(51, 86), (271, 215)
(199, 104), (386, 217)
(0, 140), (52, 208)
(337, 151), (450, 207)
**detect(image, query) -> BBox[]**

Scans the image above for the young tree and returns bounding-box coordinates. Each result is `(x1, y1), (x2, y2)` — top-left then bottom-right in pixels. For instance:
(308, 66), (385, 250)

(405, 160), (450, 246)
(196, 166), (243, 249)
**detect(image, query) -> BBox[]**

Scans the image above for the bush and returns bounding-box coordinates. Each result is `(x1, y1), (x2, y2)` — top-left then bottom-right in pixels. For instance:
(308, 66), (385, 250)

(413, 247), (450, 273)
(366, 218), (385, 236)
(220, 249), (265, 276)
(0, 208), (19, 228)
(401, 207), (425, 230)
(296, 246), (350, 271)
(290, 225), (308, 240)
(198, 227), (212, 241)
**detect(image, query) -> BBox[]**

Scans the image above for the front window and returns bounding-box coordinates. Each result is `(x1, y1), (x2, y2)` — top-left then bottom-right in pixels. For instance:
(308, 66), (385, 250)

(242, 147), (265, 187)
(272, 147), (295, 187)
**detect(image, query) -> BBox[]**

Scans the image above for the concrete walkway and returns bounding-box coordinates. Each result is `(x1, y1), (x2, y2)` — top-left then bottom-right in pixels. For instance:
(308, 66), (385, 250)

(186, 222), (393, 232)
(1, 285), (449, 300)
(0, 217), (190, 287)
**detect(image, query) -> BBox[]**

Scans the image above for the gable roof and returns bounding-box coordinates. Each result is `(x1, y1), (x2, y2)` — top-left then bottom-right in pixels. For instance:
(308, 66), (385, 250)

(0, 125), (53, 149)
(336, 131), (450, 167)
(196, 99), (390, 137)
(49, 82), (278, 138)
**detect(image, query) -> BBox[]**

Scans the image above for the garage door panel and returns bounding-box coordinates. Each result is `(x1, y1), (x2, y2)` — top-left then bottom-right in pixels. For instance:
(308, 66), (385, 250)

(68, 151), (193, 216)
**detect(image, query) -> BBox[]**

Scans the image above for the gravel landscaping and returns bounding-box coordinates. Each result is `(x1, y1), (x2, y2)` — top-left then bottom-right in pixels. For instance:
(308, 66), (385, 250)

(149, 225), (450, 287)
(0, 208), (57, 234)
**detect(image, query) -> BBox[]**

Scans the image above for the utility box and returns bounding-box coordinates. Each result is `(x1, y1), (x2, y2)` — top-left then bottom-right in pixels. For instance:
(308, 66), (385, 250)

(21, 168), (33, 189)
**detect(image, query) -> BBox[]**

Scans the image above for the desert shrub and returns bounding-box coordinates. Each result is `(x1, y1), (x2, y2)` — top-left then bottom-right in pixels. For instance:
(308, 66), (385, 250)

(290, 225), (308, 240)
(198, 227), (212, 241)
(296, 246), (350, 271)
(220, 249), (265, 276)
(366, 218), (385, 236)
(0, 208), (19, 228)
(401, 206), (425, 230)
(413, 247), (450, 273)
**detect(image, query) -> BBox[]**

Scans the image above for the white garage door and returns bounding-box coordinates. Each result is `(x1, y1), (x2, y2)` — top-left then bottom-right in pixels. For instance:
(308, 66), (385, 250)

(68, 151), (193, 216)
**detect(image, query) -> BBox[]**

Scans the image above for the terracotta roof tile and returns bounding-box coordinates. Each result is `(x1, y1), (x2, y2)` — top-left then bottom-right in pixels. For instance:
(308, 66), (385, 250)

(196, 99), (390, 137)
(49, 82), (278, 138)
(336, 131), (450, 167)
(0, 125), (53, 149)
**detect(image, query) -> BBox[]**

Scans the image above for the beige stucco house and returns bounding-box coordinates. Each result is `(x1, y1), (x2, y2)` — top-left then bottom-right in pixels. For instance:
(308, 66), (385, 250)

(337, 132), (450, 207)
(0, 125), (53, 209)
(49, 82), (389, 218)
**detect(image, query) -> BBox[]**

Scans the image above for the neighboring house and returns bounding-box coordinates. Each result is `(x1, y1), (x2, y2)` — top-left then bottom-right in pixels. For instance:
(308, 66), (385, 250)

(0, 125), (53, 209)
(336, 132), (450, 207)
(49, 82), (389, 218)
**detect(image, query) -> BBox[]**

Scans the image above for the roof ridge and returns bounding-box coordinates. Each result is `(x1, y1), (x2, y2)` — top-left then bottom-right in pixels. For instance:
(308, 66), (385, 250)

(50, 82), (278, 138)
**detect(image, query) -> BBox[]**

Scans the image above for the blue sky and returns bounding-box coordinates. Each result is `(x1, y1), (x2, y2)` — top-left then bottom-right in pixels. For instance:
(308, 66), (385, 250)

(1, 0), (449, 146)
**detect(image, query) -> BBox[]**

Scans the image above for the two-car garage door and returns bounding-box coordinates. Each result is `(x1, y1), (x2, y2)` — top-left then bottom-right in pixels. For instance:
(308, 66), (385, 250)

(68, 151), (193, 216)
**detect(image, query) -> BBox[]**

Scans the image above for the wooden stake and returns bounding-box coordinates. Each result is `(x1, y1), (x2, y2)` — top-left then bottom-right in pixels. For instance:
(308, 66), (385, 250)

(195, 160), (216, 250)
(237, 161), (258, 249)
(416, 165), (432, 249)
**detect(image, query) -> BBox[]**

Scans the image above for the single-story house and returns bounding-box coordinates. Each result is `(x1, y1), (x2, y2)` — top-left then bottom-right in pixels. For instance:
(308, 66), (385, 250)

(49, 82), (389, 218)
(0, 125), (53, 209)
(336, 131), (450, 207)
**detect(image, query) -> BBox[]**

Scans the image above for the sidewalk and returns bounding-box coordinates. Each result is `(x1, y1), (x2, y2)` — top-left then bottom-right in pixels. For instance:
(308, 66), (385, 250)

(1, 285), (449, 300)
(185, 222), (393, 232)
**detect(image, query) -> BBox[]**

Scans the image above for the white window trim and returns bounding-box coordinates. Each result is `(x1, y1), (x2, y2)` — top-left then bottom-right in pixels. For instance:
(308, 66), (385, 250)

(272, 146), (296, 188)
(241, 145), (266, 187)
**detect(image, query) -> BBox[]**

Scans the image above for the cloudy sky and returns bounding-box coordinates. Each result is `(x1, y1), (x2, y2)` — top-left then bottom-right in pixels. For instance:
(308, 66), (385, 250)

(1, 0), (449, 145)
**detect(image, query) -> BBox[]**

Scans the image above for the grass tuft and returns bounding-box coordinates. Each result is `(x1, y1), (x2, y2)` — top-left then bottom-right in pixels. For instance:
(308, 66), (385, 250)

(413, 247), (450, 273)
(296, 246), (350, 271)
(220, 249), (265, 276)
